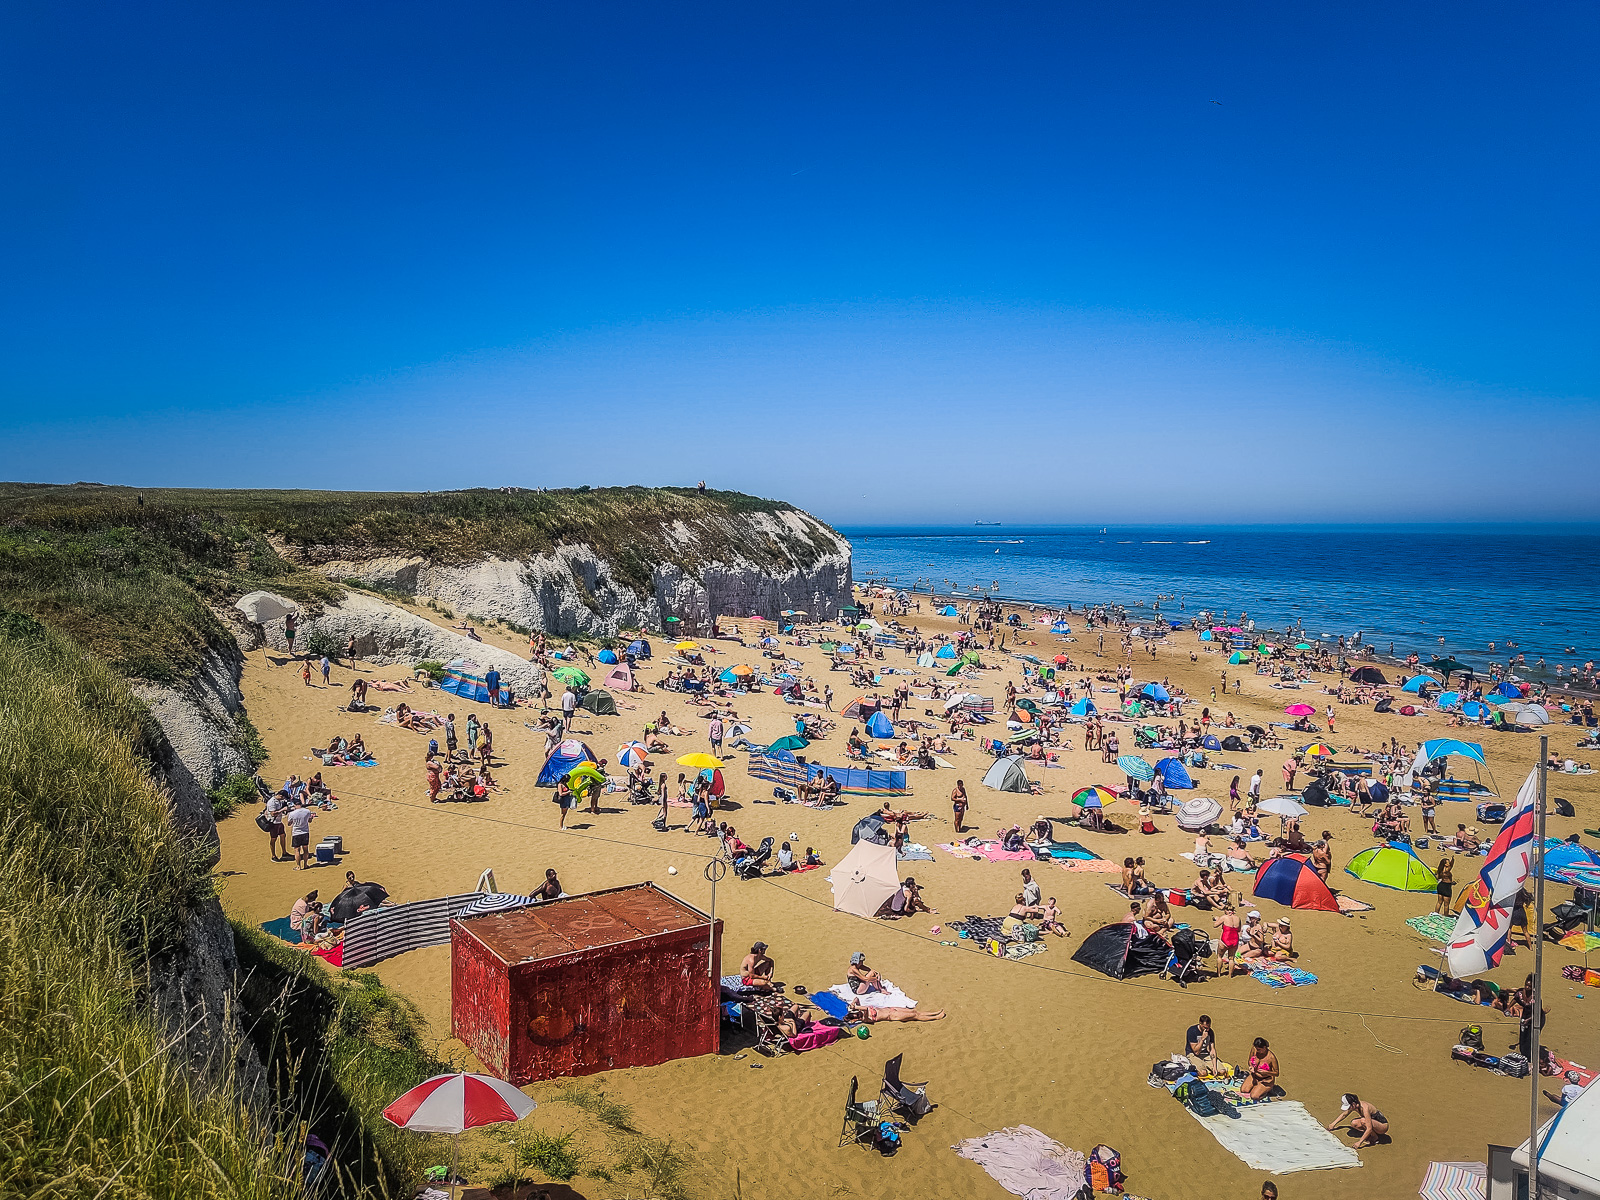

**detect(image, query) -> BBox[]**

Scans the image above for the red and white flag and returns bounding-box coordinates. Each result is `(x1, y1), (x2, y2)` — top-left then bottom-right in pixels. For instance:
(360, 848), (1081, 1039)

(1445, 768), (1539, 978)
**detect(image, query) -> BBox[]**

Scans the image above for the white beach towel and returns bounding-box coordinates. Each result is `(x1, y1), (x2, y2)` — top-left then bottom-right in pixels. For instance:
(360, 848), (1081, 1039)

(953, 1125), (1086, 1200)
(1186, 1100), (1361, 1173)
(829, 980), (916, 1010)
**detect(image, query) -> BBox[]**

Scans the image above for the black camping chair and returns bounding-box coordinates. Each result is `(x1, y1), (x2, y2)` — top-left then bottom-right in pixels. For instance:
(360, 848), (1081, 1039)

(880, 1054), (934, 1119)
(735, 837), (774, 880)
(838, 1076), (882, 1148)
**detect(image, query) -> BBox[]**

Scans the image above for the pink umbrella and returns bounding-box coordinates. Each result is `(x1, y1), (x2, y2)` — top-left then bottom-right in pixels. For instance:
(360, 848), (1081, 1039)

(1284, 704), (1316, 717)
(384, 1072), (536, 1195)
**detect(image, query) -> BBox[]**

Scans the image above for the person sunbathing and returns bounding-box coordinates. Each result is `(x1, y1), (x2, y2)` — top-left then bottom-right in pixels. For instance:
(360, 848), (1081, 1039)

(1239, 914), (1269, 963)
(1142, 892), (1175, 936)
(739, 942), (775, 991)
(1269, 918), (1295, 961)
(850, 1003), (946, 1023)
(1241, 1037), (1280, 1100)
(846, 952), (883, 994)
(1226, 838), (1256, 872)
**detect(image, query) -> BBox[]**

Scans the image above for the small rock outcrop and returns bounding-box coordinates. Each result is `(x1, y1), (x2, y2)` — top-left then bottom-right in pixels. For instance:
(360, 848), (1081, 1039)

(254, 592), (543, 693)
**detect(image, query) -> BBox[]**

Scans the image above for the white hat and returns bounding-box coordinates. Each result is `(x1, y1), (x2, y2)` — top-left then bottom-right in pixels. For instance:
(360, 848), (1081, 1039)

(1247, 910), (1261, 919)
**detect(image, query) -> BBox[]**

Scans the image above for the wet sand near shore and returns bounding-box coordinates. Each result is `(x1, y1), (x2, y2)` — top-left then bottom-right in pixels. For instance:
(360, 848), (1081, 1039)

(216, 593), (1600, 1200)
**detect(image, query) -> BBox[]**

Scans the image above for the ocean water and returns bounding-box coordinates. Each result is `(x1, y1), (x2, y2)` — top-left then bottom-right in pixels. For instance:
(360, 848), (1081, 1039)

(838, 525), (1600, 676)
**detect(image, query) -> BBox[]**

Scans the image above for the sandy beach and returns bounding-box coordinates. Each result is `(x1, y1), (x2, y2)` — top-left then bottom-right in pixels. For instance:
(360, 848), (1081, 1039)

(215, 592), (1600, 1200)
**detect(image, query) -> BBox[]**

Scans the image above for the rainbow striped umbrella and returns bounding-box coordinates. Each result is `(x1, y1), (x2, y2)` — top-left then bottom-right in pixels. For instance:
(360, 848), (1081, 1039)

(1301, 743), (1336, 758)
(1072, 785), (1120, 809)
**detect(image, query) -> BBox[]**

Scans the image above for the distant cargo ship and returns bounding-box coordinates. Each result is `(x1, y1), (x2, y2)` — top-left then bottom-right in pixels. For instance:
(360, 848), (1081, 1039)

(974, 521), (1001, 526)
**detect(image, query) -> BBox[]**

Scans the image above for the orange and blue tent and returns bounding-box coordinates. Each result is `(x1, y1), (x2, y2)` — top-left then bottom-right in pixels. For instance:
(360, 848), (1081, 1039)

(1254, 853), (1341, 912)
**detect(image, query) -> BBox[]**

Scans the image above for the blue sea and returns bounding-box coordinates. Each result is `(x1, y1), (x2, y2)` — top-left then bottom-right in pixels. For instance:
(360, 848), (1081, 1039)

(838, 525), (1600, 678)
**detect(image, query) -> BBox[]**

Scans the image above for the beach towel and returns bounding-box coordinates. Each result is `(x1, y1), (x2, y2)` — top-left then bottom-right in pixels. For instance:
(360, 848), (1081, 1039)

(260, 916), (301, 944)
(951, 916), (1009, 943)
(1418, 1161), (1487, 1200)
(1559, 930), (1600, 952)
(1186, 1100), (1361, 1173)
(1547, 1055), (1597, 1087)
(953, 1125), (1088, 1200)
(1247, 962), (1319, 988)
(1336, 895), (1374, 913)
(1406, 913), (1457, 942)
(1057, 857), (1122, 873)
(311, 942), (344, 966)
(897, 843), (935, 861)
(938, 841), (1036, 862)
(786, 1024), (845, 1053)
(829, 980), (915, 1009)
(1037, 840), (1098, 860)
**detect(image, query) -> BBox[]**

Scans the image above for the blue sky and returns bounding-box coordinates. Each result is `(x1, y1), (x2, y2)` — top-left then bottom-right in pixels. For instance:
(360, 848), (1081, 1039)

(2, 3), (1595, 523)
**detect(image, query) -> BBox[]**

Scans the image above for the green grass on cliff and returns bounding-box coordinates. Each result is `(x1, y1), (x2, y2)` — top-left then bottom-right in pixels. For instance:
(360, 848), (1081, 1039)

(0, 482), (841, 680)
(0, 613), (440, 1198)
(0, 617), (304, 1198)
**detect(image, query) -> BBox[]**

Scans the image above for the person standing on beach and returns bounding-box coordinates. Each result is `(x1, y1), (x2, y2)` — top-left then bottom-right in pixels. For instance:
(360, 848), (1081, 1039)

(1249, 769), (1262, 802)
(561, 686), (577, 731)
(951, 780), (968, 832)
(285, 798), (316, 870)
(708, 715), (724, 757)
(301, 659), (313, 687)
(445, 714), (458, 762)
(282, 611), (298, 661)
(320, 654), (331, 685)
(1283, 757), (1298, 791)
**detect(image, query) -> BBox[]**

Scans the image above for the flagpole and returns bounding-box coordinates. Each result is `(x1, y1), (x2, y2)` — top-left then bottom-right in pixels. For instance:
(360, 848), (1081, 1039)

(1529, 735), (1548, 1199)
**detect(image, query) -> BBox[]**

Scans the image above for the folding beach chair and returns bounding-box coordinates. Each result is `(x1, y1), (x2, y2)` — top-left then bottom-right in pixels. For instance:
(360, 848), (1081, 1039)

(879, 1054), (934, 1119)
(837, 1076), (881, 1148)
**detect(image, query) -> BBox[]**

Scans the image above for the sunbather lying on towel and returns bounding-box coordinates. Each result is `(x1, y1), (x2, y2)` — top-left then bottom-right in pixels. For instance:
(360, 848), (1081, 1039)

(848, 1003), (946, 1022)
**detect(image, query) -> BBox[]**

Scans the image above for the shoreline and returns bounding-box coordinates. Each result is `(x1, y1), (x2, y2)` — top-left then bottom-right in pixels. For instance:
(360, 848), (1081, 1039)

(858, 581), (1600, 701)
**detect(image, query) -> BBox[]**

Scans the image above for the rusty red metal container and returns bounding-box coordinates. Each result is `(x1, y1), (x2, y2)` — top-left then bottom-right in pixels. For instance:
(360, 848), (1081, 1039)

(451, 882), (722, 1084)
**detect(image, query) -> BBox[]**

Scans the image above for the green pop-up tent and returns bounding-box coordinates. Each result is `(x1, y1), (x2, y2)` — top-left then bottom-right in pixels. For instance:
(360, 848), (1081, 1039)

(1345, 842), (1439, 892)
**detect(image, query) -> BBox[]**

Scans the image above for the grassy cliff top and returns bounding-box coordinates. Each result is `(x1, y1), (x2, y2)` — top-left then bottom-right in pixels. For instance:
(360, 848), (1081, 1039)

(0, 483), (844, 680)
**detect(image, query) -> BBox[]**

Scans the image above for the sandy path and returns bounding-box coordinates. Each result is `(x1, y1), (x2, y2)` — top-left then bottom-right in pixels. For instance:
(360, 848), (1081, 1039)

(216, 596), (1600, 1199)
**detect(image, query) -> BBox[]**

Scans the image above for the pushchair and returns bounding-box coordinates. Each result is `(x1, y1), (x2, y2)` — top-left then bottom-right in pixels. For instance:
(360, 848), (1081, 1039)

(1160, 928), (1204, 988)
(734, 837), (774, 880)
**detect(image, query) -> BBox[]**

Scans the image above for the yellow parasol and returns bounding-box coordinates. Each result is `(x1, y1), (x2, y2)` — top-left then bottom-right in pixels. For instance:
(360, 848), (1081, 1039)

(677, 753), (723, 770)
(675, 640), (698, 651)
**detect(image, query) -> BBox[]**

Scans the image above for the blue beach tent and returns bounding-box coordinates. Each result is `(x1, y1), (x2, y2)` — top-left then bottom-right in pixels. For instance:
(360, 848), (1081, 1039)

(1419, 739), (1487, 766)
(439, 658), (491, 703)
(1199, 630), (1213, 641)
(940, 605), (958, 616)
(1069, 697), (1096, 716)
(1153, 757), (1195, 789)
(1401, 675), (1437, 694)
(1201, 734), (1222, 751)
(597, 649), (619, 664)
(866, 711), (895, 739)
(936, 644), (958, 659)
(536, 738), (598, 786)
(1141, 682), (1170, 704)
(1435, 691), (1461, 709)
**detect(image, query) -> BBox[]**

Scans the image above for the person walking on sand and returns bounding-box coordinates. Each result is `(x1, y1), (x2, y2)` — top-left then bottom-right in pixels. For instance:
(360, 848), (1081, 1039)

(263, 788), (288, 862)
(708, 715), (724, 757)
(556, 778), (576, 829)
(320, 654), (331, 685)
(1249, 769), (1262, 802)
(561, 686), (577, 731)
(301, 659), (313, 687)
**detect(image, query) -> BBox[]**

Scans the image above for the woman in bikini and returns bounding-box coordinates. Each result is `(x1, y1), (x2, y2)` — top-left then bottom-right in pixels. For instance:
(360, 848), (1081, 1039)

(1326, 1093), (1389, 1148)
(1242, 1037), (1280, 1099)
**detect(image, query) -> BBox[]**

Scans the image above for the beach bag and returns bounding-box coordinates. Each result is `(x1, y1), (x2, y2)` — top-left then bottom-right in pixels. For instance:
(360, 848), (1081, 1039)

(1149, 1060), (1189, 1085)
(1459, 1024), (1484, 1049)
(1554, 798), (1575, 817)
(1087, 1144), (1125, 1190)
(1562, 965), (1585, 981)
(1499, 1052), (1530, 1078)
(255, 811), (274, 833)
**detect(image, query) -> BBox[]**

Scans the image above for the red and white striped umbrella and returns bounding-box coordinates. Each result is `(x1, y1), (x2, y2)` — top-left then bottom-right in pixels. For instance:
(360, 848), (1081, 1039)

(383, 1072), (536, 1135)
